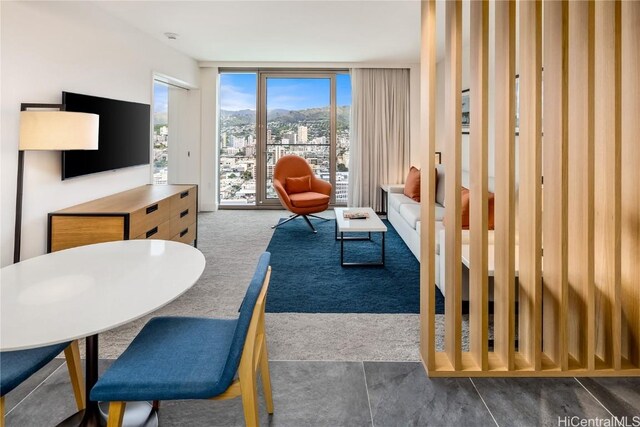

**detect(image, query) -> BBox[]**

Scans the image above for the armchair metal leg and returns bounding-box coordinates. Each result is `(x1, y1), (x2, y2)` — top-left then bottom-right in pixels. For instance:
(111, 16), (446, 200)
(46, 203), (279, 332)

(307, 214), (331, 221)
(271, 214), (300, 229)
(302, 215), (317, 233)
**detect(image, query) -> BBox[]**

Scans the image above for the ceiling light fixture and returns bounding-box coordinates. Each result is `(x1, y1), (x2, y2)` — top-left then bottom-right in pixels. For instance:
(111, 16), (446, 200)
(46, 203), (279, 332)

(164, 32), (179, 40)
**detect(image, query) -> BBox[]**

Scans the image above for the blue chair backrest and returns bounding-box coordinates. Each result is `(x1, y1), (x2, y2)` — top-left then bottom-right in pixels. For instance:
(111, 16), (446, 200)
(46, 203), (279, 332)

(217, 252), (271, 388)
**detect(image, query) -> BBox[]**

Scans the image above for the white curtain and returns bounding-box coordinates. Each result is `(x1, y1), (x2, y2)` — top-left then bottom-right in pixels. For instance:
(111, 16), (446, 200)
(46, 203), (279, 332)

(348, 68), (410, 211)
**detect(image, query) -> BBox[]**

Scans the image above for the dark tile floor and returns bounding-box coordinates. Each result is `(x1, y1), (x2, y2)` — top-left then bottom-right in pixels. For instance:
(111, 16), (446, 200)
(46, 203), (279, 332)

(4, 359), (639, 427)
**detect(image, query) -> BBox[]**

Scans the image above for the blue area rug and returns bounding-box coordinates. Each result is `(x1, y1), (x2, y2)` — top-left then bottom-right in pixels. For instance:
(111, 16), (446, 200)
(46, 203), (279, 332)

(265, 217), (445, 314)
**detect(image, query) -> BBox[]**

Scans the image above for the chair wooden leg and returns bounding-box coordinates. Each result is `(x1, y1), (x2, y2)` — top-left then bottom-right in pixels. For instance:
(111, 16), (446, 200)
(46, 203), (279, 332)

(152, 400), (160, 411)
(107, 402), (126, 427)
(1, 396), (5, 427)
(238, 367), (259, 427)
(259, 338), (274, 414)
(64, 340), (86, 411)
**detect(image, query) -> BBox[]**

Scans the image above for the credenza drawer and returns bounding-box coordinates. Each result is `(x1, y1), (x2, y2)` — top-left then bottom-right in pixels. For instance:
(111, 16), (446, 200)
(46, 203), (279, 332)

(171, 189), (196, 216)
(170, 206), (196, 237)
(133, 219), (172, 240)
(50, 215), (125, 252)
(129, 198), (171, 238)
(171, 223), (196, 244)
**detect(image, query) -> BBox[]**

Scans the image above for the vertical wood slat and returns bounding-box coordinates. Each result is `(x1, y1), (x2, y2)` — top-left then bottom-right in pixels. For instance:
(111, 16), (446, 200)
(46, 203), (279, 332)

(518, 0), (543, 371)
(542, 0), (569, 371)
(621, 0), (640, 368)
(469, 0), (489, 371)
(567, 0), (596, 370)
(493, 0), (517, 371)
(593, 0), (622, 370)
(419, 0), (437, 372)
(443, 0), (462, 370)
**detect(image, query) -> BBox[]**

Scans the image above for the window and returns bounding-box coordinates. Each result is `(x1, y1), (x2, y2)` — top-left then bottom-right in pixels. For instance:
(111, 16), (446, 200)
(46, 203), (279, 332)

(218, 70), (351, 207)
(153, 81), (169, 184)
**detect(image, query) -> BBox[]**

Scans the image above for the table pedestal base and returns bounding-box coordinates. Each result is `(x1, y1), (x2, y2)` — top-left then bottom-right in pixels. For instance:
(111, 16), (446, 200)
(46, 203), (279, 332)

(57, 403), (156, 427)
(56, 335), (157, 427)
(98, 402), (156, 427)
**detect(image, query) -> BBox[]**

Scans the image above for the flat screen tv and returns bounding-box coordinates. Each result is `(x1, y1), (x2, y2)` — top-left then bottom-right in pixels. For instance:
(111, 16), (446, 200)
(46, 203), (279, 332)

(61, 92), (151, 180)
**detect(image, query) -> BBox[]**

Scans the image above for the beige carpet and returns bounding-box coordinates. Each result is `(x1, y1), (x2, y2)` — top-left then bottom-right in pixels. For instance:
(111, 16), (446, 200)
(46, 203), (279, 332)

(95, 210), (461, 361)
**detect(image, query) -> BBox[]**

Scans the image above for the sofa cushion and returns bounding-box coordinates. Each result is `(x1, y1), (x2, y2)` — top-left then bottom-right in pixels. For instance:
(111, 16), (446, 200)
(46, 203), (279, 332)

(399, 203), (421, 229)
(289, 192), (330, 208)
(435, 165), (445, 206)
(403, 166), (421, 202)
(414, 221), (443, 255)
(388, 192), (418, 213)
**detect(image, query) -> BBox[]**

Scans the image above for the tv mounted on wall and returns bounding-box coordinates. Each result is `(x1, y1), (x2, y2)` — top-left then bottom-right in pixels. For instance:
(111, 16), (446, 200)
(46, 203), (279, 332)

(61, 92), (151, 180)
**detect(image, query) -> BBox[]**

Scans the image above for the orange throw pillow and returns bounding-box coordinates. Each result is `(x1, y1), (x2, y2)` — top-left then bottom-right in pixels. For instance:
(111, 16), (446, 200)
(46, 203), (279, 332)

(444, 187), (495, 230)
(286, 175), (311, 194)
(461, 187), (471, 229)
(487, 191), (495, 230)
(404, 166), (421, 202)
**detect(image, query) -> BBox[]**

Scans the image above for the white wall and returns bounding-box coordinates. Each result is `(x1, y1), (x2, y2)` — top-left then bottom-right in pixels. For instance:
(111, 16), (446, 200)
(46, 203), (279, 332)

(0, 2), (200, 266)
(435, 1), (509, 181)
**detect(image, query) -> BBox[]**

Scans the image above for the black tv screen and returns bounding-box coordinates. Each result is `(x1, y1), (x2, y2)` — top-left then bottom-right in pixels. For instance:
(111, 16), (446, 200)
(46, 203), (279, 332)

(62, 92), (150, 179)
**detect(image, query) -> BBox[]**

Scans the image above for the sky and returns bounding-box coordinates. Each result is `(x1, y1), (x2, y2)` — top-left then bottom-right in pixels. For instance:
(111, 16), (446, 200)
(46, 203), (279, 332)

(153, 81), (168, 113)
(220, 73), (352, 111)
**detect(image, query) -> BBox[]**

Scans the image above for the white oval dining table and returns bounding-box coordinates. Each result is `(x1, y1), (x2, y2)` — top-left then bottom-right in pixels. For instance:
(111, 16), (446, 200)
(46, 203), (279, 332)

(0, 240), (206, 427)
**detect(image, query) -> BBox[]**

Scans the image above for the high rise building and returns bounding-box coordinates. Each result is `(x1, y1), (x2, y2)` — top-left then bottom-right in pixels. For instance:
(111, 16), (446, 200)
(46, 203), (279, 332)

(298, 126), (308, 143)
(283, 131), (297, 144)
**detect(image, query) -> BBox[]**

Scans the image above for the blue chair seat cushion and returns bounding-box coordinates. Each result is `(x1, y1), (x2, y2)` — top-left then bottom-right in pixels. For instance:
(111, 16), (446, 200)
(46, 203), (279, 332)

(91, 317), (239, 402)
(1, 342), (70, 396)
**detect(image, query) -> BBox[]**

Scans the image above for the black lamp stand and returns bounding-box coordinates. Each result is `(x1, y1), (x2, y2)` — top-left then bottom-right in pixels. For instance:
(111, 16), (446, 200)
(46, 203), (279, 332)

(14, 103), (65, 264)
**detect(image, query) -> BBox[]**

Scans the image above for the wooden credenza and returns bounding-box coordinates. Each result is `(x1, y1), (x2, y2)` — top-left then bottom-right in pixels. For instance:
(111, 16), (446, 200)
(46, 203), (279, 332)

(48, 185), (197, 253)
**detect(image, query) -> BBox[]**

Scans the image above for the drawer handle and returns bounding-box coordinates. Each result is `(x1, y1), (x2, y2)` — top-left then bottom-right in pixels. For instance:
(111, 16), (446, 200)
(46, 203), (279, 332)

(180, 191), (189, 199)
(146, 204), (159, 214)
(146, 227), (158, 238)
(180, 209), (189, 218)
(180, 228), (188, 237)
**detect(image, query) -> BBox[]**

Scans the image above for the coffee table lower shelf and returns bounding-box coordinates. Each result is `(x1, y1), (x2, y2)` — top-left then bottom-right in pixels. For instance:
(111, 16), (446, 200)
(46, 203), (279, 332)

(334, 207), (387, 267)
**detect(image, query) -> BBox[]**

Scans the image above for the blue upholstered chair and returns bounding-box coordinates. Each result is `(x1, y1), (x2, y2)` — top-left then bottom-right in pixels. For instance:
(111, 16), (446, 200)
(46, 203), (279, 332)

(1, 340), (85, 424)
(91, 253), (273, 427)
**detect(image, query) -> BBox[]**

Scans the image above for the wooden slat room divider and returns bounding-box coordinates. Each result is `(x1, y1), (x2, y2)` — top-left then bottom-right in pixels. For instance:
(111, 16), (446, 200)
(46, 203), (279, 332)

(419, 0), (640, 377)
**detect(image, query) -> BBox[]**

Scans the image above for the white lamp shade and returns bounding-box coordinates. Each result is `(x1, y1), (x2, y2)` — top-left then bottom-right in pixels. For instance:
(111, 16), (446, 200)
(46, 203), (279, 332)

(19, 111), (99, 151)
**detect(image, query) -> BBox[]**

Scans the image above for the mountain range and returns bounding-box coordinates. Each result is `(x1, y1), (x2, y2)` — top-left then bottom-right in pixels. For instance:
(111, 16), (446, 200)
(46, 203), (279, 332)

(220, 106), (350, 128)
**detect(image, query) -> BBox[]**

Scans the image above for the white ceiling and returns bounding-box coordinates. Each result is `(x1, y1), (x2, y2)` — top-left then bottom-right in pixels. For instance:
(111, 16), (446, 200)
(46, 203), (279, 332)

(96, 1), (424, 64)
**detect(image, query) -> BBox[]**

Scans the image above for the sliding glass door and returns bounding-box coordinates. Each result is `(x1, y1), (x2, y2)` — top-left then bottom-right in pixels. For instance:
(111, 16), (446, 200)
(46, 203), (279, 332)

(218, 70), (350, 207)
(258, 74), (334, 205)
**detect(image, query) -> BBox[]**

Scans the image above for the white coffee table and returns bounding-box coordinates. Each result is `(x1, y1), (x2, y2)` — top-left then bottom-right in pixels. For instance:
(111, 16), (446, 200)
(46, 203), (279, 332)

(1, 240), (205, 427)
(334, 207), (387, 266)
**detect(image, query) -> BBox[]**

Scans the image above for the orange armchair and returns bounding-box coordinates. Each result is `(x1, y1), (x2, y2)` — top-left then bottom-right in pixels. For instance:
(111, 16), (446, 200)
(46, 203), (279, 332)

(272, 155), (332, 233)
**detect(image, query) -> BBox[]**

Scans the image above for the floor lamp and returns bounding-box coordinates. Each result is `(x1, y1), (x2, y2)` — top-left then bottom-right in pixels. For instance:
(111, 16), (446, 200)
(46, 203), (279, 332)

(15, 104), (99, 263)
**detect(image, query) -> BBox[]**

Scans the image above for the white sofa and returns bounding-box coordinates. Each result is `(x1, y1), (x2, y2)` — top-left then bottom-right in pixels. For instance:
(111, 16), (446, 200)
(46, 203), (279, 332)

(387, 165), (502, 300)
(386, 165), (446, 288)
